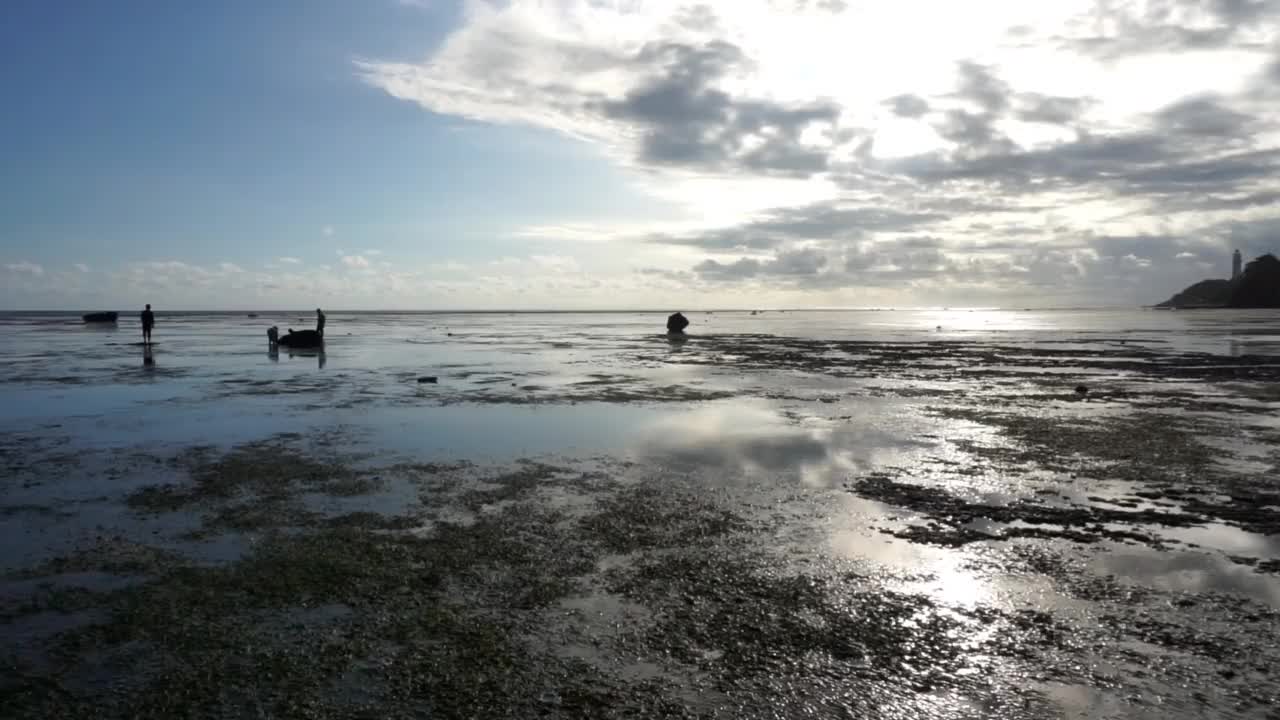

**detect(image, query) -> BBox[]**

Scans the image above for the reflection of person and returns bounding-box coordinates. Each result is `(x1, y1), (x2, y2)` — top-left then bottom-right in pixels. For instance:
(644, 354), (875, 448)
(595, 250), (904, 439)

(141, 304), (155, 344)
(143, 345), (155, 368)
(316, 308), (326, 338)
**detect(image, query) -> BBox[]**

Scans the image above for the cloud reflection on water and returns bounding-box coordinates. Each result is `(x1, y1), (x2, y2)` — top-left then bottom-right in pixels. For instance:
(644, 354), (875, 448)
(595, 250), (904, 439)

(630, 401), (936, 487)
(632, 402), (1000, 612)
(1096, 549), (1280, 604)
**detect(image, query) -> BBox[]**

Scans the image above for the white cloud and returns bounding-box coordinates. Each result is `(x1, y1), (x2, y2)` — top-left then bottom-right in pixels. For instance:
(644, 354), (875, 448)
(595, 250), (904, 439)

(356, 1), (1113, 173)
(5, 261), (45, 276)
(219, 262), (245, 273)
(355, 0), (1280, 306)
(529, 254), (581, 272)
(10, 2), (1280, 310)
(74, 263), (90, 273)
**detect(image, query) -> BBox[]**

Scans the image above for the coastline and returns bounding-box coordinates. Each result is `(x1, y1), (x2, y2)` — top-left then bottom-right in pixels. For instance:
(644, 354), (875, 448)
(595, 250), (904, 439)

(2, 313), (1279, 717)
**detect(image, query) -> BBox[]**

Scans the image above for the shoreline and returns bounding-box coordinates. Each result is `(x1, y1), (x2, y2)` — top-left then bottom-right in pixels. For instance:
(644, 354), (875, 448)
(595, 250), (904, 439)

(2, 322), (1279, 717)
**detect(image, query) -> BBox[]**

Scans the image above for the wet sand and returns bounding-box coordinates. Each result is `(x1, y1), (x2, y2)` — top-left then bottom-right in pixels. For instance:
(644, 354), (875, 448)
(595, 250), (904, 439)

(2, 310), (1279, 718)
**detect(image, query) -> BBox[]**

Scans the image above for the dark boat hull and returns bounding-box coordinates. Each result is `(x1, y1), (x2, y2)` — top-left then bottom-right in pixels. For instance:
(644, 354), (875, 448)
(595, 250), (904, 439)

(277, 329), (323, 348)
(82, 312), (118, 323)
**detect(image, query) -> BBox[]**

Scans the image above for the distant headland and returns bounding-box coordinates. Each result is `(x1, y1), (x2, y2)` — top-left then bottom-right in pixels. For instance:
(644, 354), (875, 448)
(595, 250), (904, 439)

(1155, 251), (1280, 309)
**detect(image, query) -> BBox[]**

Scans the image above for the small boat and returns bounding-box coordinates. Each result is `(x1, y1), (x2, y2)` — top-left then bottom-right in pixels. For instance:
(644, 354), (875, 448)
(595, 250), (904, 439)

(82, 312), (118, 323)
(277, 329), (323, 348)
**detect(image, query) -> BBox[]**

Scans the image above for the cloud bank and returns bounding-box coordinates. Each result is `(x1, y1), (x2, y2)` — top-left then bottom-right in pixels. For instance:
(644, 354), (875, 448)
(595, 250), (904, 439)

(355, 0), (1280, 306)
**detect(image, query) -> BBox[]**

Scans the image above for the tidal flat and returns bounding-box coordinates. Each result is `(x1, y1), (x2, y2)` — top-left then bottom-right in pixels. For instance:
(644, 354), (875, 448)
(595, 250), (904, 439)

(2, 309), (1279, 718)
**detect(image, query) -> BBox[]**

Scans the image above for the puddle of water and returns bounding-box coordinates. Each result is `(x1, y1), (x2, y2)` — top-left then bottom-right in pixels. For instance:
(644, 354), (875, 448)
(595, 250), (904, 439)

(2, 568), (142, 591)
(628, 399), (938, 487)
(356, 403), (680, 461)
(3, 609), (106, 652)
(558, 591), (652, 622)
(1091, 546), (1280, 604)
(1158, 523), (1280, 557)
(1036, 681), (1136, 719)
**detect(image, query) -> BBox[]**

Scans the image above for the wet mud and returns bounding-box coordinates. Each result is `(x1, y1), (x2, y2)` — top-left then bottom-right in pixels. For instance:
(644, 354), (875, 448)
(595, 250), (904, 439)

(1, 425), (1277, 718)
(2, 316), (1279, 718)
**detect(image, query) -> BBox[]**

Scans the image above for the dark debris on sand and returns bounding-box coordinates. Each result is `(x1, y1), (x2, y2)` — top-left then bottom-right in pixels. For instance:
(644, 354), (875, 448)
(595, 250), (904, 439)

(5, 431), (1280, 718)
(5, 327), (1280, 717)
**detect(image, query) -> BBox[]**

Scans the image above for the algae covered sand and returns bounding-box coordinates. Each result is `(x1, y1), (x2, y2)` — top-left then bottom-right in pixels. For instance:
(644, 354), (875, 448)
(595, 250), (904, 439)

(4, 412), (1280, 718)
(2, 310), (1280, 717)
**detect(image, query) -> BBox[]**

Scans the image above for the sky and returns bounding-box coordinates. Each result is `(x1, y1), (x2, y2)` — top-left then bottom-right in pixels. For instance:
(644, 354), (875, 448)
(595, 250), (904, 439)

(2, 0), (1279, 310)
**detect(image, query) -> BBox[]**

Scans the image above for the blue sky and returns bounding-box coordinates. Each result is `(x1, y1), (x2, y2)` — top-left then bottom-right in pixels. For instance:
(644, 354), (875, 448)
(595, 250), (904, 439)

(3, 0), (1279, 309)
(2, 1), (647, 264)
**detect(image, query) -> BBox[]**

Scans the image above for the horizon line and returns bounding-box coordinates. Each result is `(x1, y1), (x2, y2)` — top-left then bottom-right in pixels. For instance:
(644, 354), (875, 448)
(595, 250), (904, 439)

(2, 305), (1156, 314)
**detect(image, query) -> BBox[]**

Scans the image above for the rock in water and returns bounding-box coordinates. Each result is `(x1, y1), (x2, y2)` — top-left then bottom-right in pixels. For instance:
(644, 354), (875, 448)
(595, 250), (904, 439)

(1155, 279), (1233, 308)
(417, 376), (438, 384)
(1075, 385), (1088, 396)
(1155, 253), (1280, 308)
(667, 312), (690, 334)
(1228, 253), (1280, 308)
(82, 311), (118, 323)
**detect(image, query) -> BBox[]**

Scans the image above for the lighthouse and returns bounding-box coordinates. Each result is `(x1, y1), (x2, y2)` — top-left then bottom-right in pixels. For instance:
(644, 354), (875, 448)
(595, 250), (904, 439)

(1232, 249), (1242, 280)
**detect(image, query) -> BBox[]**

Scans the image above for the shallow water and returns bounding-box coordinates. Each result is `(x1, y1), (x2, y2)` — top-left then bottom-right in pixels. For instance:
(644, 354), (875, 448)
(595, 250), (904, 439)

(2, 309), (1279, 718)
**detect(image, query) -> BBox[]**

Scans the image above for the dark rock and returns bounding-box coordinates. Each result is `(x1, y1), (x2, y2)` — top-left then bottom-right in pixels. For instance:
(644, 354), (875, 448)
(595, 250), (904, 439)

(1156, 279), (1233, 308)
(1156, 253), (1280, 308)
(417, 376), (438, 384)
(666, 312), (690, 334)
(1075, 385), (1088, 395)
(1227, 253), (1280, 308)
(82, 312), (118, 323)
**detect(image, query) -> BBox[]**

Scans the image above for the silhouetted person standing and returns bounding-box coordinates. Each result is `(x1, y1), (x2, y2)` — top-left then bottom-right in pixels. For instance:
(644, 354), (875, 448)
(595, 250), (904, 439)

(316, 308), (326, 338)
(141, 304), (155, 345)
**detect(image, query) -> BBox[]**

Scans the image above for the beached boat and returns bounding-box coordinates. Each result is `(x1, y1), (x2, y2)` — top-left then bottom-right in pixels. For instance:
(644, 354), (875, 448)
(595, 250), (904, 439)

(82, 312), (118, 323)
(277, 329), (323, 348)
